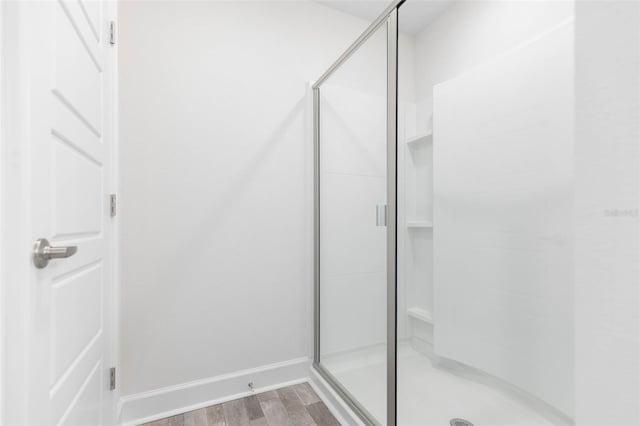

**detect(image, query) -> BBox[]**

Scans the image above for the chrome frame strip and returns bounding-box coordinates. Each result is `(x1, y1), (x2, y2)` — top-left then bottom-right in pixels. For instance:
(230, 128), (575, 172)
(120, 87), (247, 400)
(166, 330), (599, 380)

(312, 2), (402, 425)
(312, 0), (406, 89)
(313, 87), (321, 366)
(386, 8), (399, 426)
(313, 362), (379, 425)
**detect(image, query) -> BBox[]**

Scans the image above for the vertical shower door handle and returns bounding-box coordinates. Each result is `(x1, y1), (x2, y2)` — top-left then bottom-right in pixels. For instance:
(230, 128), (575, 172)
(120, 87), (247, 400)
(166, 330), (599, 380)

(376, 204), (387, 227)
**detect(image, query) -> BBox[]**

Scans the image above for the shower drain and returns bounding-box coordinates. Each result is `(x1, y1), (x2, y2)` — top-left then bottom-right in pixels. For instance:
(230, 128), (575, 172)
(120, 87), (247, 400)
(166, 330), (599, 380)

(450, 419), (474, 426)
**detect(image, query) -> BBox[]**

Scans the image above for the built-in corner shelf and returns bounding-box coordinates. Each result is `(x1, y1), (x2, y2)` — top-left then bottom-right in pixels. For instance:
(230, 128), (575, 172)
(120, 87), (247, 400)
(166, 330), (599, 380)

(407, 307), (433, 324)
(405, 132), (433, 147)
(407, 220), (433, 229)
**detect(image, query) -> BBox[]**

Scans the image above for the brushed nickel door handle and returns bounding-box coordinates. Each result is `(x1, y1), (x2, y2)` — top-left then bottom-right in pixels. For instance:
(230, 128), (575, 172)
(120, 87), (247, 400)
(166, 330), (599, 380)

(33, 238), (78, 269)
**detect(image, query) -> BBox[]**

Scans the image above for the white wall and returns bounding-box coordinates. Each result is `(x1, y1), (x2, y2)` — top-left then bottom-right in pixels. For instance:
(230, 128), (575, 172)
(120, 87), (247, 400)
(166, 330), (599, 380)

(118, 0), (373, 398)
(574, 1), (640, 424)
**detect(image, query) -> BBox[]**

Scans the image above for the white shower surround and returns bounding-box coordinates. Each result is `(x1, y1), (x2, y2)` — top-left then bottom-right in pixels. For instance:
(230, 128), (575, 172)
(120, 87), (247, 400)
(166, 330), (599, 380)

(433, 19), (574, 417)
(319, 0), (576, 422)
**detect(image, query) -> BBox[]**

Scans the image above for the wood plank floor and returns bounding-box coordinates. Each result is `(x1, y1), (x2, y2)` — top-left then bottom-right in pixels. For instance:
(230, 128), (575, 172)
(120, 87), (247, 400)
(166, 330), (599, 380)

(141, 383), (341, 426)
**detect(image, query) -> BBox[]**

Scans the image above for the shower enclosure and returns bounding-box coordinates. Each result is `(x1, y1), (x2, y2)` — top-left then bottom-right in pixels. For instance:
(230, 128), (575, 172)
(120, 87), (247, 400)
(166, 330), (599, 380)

(313, 4), (398, 424)
(313, 0), (575, 425)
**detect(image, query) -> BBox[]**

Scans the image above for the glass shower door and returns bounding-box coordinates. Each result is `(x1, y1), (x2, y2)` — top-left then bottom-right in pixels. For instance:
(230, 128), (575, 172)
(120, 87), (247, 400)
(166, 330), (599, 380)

(314, 15), (397, 425)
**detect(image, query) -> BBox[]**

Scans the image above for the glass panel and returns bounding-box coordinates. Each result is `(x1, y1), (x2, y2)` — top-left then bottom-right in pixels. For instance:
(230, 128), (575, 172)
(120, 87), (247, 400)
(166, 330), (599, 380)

(318, 22), (388, 424)
(397, 1), (575, 425)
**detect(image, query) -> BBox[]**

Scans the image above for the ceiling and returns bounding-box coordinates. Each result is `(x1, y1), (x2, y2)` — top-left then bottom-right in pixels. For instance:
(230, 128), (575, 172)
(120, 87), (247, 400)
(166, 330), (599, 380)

(313, 0), (454, 34)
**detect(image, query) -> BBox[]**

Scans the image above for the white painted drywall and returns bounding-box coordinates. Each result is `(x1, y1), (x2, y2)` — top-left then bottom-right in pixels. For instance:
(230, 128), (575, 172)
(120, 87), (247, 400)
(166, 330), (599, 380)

(118, 0), (375, 397)
(433, 21), (574, 417)
(574, 1), (640, 424)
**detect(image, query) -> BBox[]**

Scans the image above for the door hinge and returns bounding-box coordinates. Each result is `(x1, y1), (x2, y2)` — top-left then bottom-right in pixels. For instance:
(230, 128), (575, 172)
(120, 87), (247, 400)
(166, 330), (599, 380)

(110, 194), (117, 217)
(109, 21), (116, 45)
(109, 367), (116, 391)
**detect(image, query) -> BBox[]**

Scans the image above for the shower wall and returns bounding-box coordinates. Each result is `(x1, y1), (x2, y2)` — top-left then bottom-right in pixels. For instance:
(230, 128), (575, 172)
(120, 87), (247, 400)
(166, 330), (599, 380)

(433, 21), (574, 416)
(413, 0), (574, 134)
(397, 0), (576, 420)
(399, 2), (575, 326)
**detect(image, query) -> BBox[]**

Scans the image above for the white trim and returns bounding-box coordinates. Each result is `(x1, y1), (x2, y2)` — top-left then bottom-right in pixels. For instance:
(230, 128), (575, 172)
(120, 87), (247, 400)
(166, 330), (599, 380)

(1, 2), (30, 424)
(118, 357), (312, 426)
(308, 366), (364, 426)
(0, 1), (5, 422)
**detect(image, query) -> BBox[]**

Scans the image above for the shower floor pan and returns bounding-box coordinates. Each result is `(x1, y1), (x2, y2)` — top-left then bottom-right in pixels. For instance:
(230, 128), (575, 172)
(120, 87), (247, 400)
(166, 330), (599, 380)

(322, 343), (568, 426)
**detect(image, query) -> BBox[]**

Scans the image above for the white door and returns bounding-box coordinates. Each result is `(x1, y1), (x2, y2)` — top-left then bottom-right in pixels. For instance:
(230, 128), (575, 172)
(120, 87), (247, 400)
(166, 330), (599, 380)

(8, 0), (117, 424)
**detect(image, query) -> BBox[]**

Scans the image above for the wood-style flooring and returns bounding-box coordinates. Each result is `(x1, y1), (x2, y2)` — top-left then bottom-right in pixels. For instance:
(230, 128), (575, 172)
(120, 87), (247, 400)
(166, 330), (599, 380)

(141, 383), (341, 426)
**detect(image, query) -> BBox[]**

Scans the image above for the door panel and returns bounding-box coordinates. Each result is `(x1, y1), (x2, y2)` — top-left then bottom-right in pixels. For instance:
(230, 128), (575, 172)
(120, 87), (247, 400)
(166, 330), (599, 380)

(51, 264), (102, 384)
(23, 0), (115, 424)
(55, 1), (103, 134)
(52, 140), (103, 237)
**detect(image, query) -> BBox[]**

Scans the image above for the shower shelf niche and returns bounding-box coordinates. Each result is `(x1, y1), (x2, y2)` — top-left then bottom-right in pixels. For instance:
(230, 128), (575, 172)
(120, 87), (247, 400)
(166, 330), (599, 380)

(398, 109), (435, 361)
(406, 132), (433, 147)
(407, 307), (433, 325)
(407, 220), (433, 228)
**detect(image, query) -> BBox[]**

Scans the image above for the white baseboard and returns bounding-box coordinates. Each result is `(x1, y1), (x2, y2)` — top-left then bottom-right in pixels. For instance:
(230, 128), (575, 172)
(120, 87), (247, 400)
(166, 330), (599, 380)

(307, 366), (364, 426)
(119, 357), (311, 426)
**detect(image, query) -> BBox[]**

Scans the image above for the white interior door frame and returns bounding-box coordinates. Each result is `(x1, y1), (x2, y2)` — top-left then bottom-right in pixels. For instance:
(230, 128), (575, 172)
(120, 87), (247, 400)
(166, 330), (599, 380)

(0, 1), (119, 424)
(2, 3), (32, 423)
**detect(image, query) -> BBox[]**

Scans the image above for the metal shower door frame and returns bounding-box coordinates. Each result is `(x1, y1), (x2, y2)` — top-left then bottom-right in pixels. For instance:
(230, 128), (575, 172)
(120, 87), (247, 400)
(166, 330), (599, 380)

(312, 1), (403, 424)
